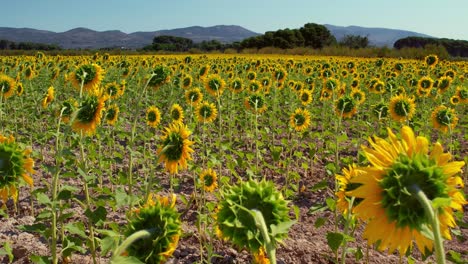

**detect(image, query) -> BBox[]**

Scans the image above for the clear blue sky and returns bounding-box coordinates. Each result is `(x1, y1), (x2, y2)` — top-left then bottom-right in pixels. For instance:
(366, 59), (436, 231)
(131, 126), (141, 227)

(1, 0), (467, 40)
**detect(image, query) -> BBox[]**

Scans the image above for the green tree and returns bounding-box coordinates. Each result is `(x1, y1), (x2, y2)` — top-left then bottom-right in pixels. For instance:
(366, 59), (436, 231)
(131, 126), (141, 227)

(339, 35), (369, 49)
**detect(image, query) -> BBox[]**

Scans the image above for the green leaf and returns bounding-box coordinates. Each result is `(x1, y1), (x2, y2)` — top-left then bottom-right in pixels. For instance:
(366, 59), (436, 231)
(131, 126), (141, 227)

(325, 197), (336, 211)
(354, 246), (363, 261)
(326, 232), (344, 252)
(314, 217), (326, 228)
(0, 242), (14, 263)
(111, 255), (144, 264)
(270, 220), (297, 237)
(85, 206), (107, 226)
(61, 236), (86, 257)
(432, 197), (452, 209)
(310, 180), (328, 192)
(29, 255), (50, 264)
(64, 222), (87, 238)
(308, 203), (327, 214)
(35, 192), (51, 205)
(446, 250), (465, 264)
(100, 235), (120, 256)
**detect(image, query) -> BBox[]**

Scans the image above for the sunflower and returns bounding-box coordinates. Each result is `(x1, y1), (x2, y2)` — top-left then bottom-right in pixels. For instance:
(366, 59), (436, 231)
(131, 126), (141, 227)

(436, 76), (451, 94)
(71, 91), (106, 135)
(370, 80), (385, 94)
(24, 66), (36, 80)
(229, 78), (244, 93)
(105, 104), (119, 126)
(389, 94), (416, 122)
(181, 74), (192, 89)
(158, 122), (194, 174)
(244, 94), (267, 113)
(146, 106), (161, 128)
(0, 134), (34, 203)
(289, 108), (311, 132)
(425, 54), (439, 68)
(198, 65), (210, 80)
(70, 63), (104, 93)
(272, 68), (287, 82)
(248, 80), (262, 94)
(347, 126), (466, 256)
(147, 66), (171, 89)
(418, 76), (433, 90)
(319, 89), (332, 101)
(60, 99), (78, 124)
(252, 247), (270, 264)
(0, 74), (16, 99)
(247, 71), (257, 81)
(335, 164), (362, 215)
(298, 89), (313, 106)
(431, 105), (458, 133)
(199, 168), (218, 192)
(125, 194), (181, 264)
(350, 89), (366, 105)
(16, 82), (24, 96)
(455, 86), (468, 103)
(204, 74), (226, 97)
(103, 82), (123, 100)
(373, 102), (389, 119)
(323, 78), (339, 91)
(195, 101), (217, 123)
(170, 104), (184, 124)
(42, 86), (55, 108)
(335, 95), (357, 118)
(185, 87), (203, 106)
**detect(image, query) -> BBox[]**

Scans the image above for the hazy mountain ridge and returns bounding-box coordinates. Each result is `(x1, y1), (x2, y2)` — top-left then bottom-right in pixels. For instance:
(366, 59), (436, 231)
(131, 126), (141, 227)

(0, 25), (259, 49)
(324, 24), (433, 47)
(0, 24), (436, 49)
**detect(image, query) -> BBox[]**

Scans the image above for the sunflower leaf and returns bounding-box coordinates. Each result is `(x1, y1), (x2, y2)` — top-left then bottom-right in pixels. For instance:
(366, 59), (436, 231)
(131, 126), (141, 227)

(326, 232), (344, 252)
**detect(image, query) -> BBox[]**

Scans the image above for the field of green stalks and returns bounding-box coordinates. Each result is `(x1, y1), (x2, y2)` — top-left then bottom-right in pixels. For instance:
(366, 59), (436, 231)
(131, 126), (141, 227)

(0, 53), (467, 264)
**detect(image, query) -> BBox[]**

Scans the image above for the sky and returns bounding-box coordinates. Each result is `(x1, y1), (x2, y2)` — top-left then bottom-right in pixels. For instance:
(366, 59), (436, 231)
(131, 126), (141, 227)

(1, 0), (467, 40)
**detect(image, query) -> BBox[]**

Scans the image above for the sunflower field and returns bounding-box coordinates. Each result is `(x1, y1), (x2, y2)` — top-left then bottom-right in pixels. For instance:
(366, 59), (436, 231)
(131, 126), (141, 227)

(0, 53), (467, 264)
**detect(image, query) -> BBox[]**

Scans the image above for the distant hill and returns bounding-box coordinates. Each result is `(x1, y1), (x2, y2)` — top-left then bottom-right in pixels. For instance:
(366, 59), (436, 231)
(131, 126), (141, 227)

(324, 24), (433, 47)
(0, 24), (435, 49)
(0, 25), (260, 49)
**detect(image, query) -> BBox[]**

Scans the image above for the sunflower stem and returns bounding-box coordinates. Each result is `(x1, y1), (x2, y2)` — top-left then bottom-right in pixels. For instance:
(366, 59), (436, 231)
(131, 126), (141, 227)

(113, 228), (155, 259)
(410, 184), (446, 264)
(252, 209), (277, 264)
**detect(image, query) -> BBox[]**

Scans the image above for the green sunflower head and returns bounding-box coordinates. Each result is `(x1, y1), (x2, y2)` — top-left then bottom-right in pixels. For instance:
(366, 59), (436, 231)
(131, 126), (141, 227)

(216, 179), (292, 253)
(125, 194), (181, 263)
(148, 66), (171, 88)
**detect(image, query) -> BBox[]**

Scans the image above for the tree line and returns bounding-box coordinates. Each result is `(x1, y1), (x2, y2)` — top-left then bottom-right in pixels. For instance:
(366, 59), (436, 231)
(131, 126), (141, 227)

(0, 39), (61, 51)
(394, 36), (468, 57)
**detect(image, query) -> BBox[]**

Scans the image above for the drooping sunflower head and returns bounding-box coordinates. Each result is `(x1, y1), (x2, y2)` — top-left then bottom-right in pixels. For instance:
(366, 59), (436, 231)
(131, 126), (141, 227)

(347, 126), (466, 256)
(60, 99), (78, 124)
(418, 76), (433, 90)
(204, 74), (226, 97)
(42, 86), (55, 108)
(431, 105), (458, 133)
(158, 122), (194, 174)
(146, 106), (161, 128)
(299, 89), (313, 106)
(199, 168), (218, 192)
(455, 86), (468, 103)
(436, 76), (451, 94)
(103, 82), (123, 100)
(24, 66), (36, 80)
(389, 94), (416, 122)
(272, 68), (287, 82)
(0, 134), (34, 203)
(105, 104), (120, 126)
(335, 95), (357, 118)
(289, 108), (311, 132)
(181, 74), (192, 89)
(335, 164), (363, 215)
(248, 80), (262, 94)
(350, 89), (366, 105)
(71, 63), (104, 92)
(372, 102), (389, 119)
(247, 71), (257, 81)
(147, 66), (171, 89)
(229, 78), (244, 93)
(216, 179), (292, 254)
(170, 104), (184, 124)
(195, 101), (217, 123)
(244, 94), (267, 114)
(185, 87), (203, 106)
(16, 82), (24, 96)
(0, 74), (16, 99)
(125, 193), (181, 264)
(424, 54), (439, 68)
(71, 92), (105, 135)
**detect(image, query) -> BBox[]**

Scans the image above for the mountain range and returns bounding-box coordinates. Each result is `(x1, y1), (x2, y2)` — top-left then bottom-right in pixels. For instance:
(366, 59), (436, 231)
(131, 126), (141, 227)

(0, 24), (432, 50)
